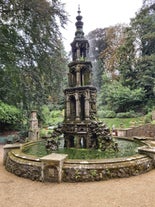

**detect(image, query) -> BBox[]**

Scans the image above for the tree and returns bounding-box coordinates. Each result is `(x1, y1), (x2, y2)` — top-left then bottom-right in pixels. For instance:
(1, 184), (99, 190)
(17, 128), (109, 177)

(99, 75), (145, 113)
(143, 0), (155, 8)
(0, 0), (68, 112)
(116, 26), (138, 89)
(99, 24), (127, 80)
(87, 28), (107, 90)
(87, 25), (127, 90)
(130, 2), (155, 100)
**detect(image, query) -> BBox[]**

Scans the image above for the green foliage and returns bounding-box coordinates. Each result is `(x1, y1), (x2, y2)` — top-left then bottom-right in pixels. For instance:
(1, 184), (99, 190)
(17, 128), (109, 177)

(39, 128), (52, 138)
(98, 110), (116, 118)
(101, 117), (145, 129)
(51, 110), (62, 118)
(90, 169), (97, 177)
(41, 105), (63, 126)
(87, 28), (107, 90)
(95, 2), (155, 114)
(144, 112), (152, 123)
(0, 0), (68, 112)
(0, 101), (22, 124)
(116, 41), (138, 90)
(143, 100), (155, 114)
(117, 3), (155, 104)
(116, 111), (139, 118)
(1, 0), (155, 117)
(135, 54), (155, 100)
(100, 78), (145, 112)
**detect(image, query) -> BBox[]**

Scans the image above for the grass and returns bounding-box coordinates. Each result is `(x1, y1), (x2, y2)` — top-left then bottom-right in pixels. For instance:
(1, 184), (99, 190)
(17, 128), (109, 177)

(100, 117), (145, 129)
(43, 110), (149, 130)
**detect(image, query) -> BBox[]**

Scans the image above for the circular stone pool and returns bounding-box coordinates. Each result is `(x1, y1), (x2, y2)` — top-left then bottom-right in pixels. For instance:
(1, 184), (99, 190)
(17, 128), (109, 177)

(22, 139), (143, 159)
(4, 138), (154, 183)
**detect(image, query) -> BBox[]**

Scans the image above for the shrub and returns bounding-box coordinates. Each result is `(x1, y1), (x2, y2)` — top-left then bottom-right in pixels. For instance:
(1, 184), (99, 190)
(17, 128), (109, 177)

(98, 110), (116, 118)
(51, 110), (62, 118)
(144, 112), (152, 123)
(41, 105), (63, 125)
(99, 80), (145, 112)
(39, 128), (52, 138)
(40, 128), (48, 138)
(116, 111), (138, 118)
(0, 101), (22, 124)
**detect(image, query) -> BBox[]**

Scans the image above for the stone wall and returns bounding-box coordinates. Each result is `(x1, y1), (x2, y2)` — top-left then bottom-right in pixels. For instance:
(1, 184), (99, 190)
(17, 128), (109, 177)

(117, 124), (155, 138)
(5, 151), (42, 181)
(62, 156), (153, 182)
(4, 149), (153, 183)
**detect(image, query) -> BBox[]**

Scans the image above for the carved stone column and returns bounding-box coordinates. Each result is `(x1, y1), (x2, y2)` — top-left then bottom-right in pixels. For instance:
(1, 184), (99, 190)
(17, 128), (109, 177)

(77, 47), (80, 60)
(88, 71), (92, 85)
(76, 65), (81, 86)
(75, 93), (80, 121)
(81, 70), (84, 86)
(66, 95), (70, 121)
(70, 73), (73, 87)
(85, 91), (90, 120)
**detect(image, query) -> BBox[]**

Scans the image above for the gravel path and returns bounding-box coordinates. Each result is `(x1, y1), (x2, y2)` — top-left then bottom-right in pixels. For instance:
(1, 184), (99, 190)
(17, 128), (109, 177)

(1, 144), (155, 207)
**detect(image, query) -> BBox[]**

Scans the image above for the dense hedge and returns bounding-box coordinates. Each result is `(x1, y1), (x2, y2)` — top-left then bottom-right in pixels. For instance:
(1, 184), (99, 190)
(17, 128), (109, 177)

(0, 101), (21, 124)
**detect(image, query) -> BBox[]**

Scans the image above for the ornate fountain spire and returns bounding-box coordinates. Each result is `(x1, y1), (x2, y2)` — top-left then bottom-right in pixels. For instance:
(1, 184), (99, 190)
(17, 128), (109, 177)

(63, 7), (98, 149)
(74, 5), (84, 39)
(71, 6), (89, 61)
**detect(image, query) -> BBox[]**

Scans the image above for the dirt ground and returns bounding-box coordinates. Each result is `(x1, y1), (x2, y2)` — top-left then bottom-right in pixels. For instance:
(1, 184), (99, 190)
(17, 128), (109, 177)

(1, 145), (155, 207)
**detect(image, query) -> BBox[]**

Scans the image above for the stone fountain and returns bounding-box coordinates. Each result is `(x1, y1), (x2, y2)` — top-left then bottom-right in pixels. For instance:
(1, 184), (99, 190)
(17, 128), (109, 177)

(47, 6), (117, 152)
(3, 7), (155, 183)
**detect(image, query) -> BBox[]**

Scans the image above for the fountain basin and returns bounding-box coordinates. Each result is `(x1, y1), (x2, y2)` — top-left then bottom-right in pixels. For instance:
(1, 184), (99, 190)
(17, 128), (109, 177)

(22, 138), (143, 159)
(4, 138), (155, 182)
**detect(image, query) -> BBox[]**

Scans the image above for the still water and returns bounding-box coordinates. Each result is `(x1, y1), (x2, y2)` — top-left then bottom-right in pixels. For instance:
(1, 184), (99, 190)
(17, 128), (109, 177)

(23, 139), (143, 159)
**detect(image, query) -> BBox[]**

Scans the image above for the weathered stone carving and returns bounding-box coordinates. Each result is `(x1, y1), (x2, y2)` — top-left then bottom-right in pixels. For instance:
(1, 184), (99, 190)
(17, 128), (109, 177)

(61, 8), (117, 151)
(46, 7), (117, 152)
(28, 110), (39, 141)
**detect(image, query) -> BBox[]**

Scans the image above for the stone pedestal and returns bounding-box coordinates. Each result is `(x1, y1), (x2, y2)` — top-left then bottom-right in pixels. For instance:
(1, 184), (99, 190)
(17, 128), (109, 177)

(40, 153), (68, 183)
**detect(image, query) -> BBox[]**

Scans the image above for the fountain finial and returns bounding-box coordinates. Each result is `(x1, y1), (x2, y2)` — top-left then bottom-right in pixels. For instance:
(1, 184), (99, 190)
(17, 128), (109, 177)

(78, 4), (81, 15)
(75, 5), (83, 35)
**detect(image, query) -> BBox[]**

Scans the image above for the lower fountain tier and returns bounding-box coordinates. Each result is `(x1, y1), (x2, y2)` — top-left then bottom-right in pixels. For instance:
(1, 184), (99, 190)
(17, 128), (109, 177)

(63, 122), (95, 148)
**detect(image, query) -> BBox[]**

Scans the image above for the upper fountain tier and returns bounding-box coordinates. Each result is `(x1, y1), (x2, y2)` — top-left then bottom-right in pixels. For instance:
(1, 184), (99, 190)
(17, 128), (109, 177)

(70, 6), (89, 62)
